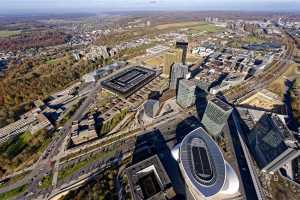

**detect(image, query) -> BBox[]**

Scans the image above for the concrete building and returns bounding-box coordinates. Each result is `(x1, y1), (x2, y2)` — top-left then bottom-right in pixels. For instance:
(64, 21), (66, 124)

(126, 155), (176, 200)
(170, 63), (190, 90)
(176, 79), (196, 108)
(163, 49), (183, 78)
(144, 100), (160, 118)
(171, 127), (240, 200)
(0, 111), (53, 144)
(176, 40), (188, 65)
(71, 115), (98, 145)
(201, 98), (233, 138)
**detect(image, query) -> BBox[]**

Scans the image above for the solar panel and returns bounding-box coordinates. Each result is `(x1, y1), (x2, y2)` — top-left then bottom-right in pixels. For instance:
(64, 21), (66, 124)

(192, 146), (212, 180)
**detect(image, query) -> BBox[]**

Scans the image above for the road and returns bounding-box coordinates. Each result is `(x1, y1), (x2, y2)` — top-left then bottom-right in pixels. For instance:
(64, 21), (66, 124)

(0, 64), (153, 199)
(224, 30), (296, 103)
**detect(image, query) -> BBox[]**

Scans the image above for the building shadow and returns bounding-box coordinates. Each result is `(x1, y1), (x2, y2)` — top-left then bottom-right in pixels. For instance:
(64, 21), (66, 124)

(227, 110), (259, 200)
(195, 87), (208, 120)
(175, 116), (201, 144)
(208, 73), (228, 91)
(283, 79), (300, 131)
(131, 129), (187, 199)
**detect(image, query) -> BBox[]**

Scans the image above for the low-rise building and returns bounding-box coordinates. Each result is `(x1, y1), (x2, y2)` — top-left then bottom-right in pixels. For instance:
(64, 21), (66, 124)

(71, 115), (98, 145)
(126, 155), (176, 200)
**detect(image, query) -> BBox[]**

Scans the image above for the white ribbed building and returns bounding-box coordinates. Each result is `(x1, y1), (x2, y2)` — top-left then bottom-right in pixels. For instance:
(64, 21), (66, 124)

(172, 127), (240, 200)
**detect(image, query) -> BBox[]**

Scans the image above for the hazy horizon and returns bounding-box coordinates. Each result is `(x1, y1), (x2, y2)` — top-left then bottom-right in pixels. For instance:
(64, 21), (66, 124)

(1, 0), (300, 14)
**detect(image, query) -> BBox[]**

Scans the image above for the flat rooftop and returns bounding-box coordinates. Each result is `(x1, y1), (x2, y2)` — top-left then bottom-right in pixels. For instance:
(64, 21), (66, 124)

(211, 98), (232, 112)
(101, 66), (156, 97)
(126, 155), (174, 200)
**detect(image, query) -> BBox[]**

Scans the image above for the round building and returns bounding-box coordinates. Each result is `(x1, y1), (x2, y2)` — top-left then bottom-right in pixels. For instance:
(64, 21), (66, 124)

(172, 127), (239, 200)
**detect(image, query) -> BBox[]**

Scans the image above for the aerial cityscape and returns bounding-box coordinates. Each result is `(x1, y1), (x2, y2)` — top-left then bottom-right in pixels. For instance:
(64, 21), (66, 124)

(0, 0), (300, 200)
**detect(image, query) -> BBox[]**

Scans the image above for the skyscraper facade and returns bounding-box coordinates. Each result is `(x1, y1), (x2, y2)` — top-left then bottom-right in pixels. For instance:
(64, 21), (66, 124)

(170, 63), (190, 90)
(163, 49), (183, 78)
(201, 98), (233, 137)
(176, 79), (196, 108)
(176, 40), (188, 65)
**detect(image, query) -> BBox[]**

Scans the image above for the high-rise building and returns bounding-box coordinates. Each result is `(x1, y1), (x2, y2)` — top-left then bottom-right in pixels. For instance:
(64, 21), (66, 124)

(201, 98), (233, 137)
(170, 63), (190, 90)
(171, 127), (240, 200)
(176, 40), (188, 65)
(144, 99), (160, 118)
(177, 79), (196, 108)
(163, 49), (183, 78)
(240, 111), (300, 173)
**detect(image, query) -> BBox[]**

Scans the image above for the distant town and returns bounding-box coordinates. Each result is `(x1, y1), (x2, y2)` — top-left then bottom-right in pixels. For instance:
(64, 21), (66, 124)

(0, 10), (300, 200)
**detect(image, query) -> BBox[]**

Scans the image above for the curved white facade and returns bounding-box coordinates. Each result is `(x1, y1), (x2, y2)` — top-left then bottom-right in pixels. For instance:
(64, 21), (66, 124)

(172, 127), (240, 200)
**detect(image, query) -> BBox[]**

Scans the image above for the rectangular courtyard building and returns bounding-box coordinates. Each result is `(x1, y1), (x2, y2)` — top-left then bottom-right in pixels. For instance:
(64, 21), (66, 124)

(101, 66), (156, 97)
(126, 155), (176, 200)
(201, 98), (233, 138)
(176, 79), (196, 108)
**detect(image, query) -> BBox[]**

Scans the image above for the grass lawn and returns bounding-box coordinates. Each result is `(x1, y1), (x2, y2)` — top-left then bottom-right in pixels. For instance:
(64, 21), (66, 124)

(155, 21), (201, 30)
(0, 30), (21, 37)
(188, 23), (225, 34)
(268, 63), (300, 96)
(0, 185), (27, 200)
(58, 149), (117, 181)
(38, 174), (53, 189)
(0, 132), (32, 159)
(0, 130), (53, 176)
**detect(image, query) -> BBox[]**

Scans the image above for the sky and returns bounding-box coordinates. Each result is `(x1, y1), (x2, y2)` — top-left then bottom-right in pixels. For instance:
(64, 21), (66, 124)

(0, 0), (300, 14)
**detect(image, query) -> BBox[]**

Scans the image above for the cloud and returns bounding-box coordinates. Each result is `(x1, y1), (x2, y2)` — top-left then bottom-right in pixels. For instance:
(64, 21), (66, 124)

(149, 0), (158, 4)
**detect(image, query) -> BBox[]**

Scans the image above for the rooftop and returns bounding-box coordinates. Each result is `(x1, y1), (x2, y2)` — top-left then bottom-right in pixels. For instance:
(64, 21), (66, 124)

(179, 127), (226, 198)
(126, 155), (175, 200)
(101, 66), (156, 97)
(211, 98), (232, 112)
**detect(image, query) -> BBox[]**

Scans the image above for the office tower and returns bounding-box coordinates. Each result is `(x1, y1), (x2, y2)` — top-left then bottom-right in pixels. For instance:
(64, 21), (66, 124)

(241, 112), (300, 173)
(201, 98), (233, 137)
(163, 49), (183, 78)
(171, 127), (240, 200)
(170, 63), (190, 90)
(144, 99), (160, 118)
(176, 40), (188, 65)
(177, 79), (196, 108)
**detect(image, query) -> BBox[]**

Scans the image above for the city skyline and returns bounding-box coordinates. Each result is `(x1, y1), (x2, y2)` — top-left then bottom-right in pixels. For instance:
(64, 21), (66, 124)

(1, 0), (300, 14)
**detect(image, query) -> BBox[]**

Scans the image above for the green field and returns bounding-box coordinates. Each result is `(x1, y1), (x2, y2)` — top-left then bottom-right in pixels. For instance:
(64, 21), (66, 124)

(58, 149), (117, 181)
(0, 132), (32, 159)
(188, 23), (225, 34)
(0, 30), (21, 37)
(0, 185), (27, 200)
(38, 174), (53, 189)
(0, 130), (53, 176)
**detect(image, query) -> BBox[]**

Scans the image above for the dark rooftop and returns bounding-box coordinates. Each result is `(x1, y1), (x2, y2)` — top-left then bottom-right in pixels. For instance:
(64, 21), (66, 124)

(101, 66), (156, 97)
(211, 98), (232, 112)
